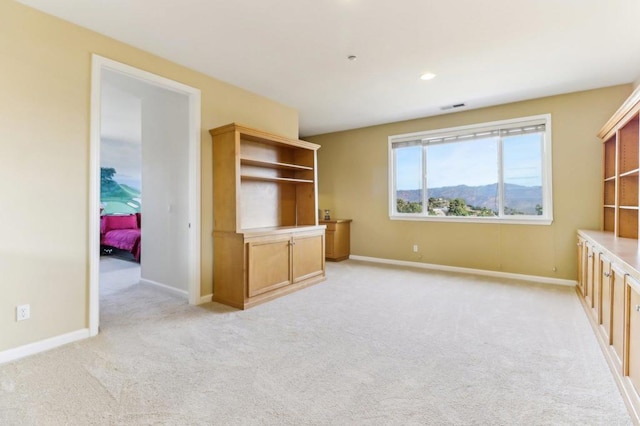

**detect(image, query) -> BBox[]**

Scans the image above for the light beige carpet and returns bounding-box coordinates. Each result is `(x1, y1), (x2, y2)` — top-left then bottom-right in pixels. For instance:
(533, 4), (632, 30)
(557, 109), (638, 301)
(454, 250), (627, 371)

(0, 258), (632, 425)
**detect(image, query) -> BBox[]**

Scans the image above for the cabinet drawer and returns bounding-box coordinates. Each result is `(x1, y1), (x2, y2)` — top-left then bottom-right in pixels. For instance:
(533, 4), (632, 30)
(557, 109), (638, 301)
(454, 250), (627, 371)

(323, 222), (336, 231)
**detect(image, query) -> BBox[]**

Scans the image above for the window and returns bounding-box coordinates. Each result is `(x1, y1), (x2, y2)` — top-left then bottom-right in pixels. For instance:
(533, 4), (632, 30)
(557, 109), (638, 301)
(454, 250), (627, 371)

(389, 114), (552, 224)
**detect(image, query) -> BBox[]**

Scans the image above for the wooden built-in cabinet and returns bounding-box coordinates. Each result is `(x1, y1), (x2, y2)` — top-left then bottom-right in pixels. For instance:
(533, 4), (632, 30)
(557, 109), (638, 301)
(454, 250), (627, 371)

(319, 219), (352, 261)
(577, 231), (640, 419)
(210, 123), (326, 309)
(576, 85), (640, 421)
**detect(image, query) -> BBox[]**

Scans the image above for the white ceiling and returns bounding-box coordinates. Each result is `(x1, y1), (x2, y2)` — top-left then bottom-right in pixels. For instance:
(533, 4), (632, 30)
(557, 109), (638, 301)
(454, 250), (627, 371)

(17, 0), (640, 136)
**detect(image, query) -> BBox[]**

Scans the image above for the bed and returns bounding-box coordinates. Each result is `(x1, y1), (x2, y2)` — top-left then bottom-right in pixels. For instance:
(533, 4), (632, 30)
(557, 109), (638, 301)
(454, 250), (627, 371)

(100, 214), (141, 262)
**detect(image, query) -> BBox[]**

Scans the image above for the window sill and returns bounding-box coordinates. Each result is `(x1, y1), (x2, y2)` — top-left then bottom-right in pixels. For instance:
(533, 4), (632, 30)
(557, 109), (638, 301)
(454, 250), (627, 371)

(389, 215), (553, 225)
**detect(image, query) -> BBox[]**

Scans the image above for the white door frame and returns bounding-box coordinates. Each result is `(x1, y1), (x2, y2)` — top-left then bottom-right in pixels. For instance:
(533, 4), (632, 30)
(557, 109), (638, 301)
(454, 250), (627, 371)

(89, 54), (202, 336)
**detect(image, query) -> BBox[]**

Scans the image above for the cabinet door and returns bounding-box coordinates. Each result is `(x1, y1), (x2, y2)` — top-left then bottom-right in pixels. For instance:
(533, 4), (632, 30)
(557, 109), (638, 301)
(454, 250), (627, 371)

(247, 236), (292, 297)
(325, 231), (335, 258)
(292, 232), (325, 283)
(601, 255), (613, 340)
(333, 223), (351, 259)
(577, 237), (585, 295)
(591, 250), (602, 322)
(611, 266), (627, 368)
(585, 243), (595, 307)
(627, 278), (640, 393)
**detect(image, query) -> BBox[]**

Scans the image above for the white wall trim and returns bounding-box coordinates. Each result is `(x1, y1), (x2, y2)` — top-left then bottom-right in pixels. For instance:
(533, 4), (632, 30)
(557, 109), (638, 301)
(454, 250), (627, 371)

(199, 294), (213, 304)
(140, 278), (189, 297)
(187, 88), (202, 306)
(349, 255), (577, 287)
(89, 56), (102, 337)
(90, 54), (202, 337)
(0, 329), (90, 365)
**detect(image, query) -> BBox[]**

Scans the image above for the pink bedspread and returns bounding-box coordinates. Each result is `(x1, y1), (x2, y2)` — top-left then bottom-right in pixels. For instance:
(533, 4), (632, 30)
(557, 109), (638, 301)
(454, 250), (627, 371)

(102, 229), (141, 261)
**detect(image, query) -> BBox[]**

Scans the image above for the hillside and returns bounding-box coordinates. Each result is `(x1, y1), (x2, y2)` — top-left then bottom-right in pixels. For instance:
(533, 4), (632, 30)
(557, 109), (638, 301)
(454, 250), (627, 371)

(397, 183), (542, 215)
(101, 184), (141, 214)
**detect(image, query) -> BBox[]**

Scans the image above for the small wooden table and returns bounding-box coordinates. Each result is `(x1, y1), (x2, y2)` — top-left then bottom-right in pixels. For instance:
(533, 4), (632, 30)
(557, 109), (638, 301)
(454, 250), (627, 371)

(319, 219), (352, 261)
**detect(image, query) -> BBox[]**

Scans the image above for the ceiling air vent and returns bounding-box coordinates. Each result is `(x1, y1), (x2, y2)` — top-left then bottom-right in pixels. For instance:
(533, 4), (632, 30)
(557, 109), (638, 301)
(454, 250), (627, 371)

(440, 103), (466, 111)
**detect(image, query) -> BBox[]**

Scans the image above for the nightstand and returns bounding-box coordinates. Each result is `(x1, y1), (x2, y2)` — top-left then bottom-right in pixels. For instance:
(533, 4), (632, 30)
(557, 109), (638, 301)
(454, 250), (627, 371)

(319, 219), (352, 261)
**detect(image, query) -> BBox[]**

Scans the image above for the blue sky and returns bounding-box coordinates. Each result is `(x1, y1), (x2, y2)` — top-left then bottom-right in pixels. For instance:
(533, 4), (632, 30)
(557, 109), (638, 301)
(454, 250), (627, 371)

(396, 134), (542, 189)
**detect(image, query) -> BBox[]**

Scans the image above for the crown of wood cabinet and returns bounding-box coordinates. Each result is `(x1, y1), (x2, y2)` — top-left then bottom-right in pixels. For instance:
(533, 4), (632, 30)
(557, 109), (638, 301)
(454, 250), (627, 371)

(210, 123), (326, 309)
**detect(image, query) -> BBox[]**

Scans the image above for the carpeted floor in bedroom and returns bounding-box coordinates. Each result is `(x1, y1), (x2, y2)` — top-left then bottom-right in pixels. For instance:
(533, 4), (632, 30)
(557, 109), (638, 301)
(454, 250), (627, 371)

(0, 257), (632, 425)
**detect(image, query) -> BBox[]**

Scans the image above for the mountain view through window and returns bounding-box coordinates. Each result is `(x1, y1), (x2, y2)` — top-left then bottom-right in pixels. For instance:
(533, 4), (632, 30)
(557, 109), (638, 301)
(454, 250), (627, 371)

(391, 116), (549, 222)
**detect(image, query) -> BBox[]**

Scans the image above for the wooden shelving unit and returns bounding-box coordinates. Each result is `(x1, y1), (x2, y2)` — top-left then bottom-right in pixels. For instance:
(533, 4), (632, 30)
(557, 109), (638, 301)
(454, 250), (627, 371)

(599, 91), (640, 238)
(210, 123), (326, 309)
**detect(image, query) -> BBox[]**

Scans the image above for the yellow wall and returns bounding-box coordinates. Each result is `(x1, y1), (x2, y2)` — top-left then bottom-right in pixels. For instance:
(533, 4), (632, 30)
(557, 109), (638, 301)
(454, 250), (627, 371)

(0, 0), (298, 352)
(308, 85), (632, 281)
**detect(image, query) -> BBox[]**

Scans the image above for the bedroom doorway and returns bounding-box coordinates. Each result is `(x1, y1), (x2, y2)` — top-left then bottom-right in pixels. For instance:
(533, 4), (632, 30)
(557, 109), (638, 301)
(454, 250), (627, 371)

(89, 55), (202, 336)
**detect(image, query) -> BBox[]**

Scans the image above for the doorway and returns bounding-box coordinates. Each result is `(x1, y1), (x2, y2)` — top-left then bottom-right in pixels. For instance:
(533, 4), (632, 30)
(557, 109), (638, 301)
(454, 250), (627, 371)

(89, 55), (201, 336)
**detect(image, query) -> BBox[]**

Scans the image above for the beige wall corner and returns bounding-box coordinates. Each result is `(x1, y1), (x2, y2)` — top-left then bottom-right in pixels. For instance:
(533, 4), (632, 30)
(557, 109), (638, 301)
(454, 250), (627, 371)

(308, 84), (633, 281)
(0, 1), (298, 352)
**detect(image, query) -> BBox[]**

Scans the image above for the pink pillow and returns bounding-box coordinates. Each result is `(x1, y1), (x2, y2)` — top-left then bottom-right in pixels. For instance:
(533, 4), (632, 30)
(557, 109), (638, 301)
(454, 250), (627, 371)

(103, 215), (138, 232)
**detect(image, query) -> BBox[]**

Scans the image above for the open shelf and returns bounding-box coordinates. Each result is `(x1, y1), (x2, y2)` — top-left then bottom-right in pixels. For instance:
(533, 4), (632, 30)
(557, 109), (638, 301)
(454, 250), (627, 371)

(619, 208), (639, 239)
(604, 179), (616, 206)
(620, 174), (639, 207)
(619, 115), (639, 175)
(240, 157), (313, 171)
(620, 169), (639, 178)
(240, 175), (314, 184)
(604, 136), (617, 180)
(604, 207), (615, 232)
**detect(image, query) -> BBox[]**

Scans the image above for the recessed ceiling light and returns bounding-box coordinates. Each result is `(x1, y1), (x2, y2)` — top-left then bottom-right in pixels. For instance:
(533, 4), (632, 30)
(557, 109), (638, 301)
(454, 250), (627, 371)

(420, 72), (436, 81)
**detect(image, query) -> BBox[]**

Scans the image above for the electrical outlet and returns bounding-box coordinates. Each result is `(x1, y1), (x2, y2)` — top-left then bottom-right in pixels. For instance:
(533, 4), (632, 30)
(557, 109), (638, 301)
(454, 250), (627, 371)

(16, 304), (30, 321)
(413, 244), (419, 253)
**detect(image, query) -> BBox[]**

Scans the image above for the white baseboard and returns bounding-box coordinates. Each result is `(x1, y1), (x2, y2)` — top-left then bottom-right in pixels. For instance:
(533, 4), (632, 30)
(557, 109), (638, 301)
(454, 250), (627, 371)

(348, 255), (577, 287)
(0, 328), (90, 365)
(140, 278), (189, 298)
(199, 294), (213, 304)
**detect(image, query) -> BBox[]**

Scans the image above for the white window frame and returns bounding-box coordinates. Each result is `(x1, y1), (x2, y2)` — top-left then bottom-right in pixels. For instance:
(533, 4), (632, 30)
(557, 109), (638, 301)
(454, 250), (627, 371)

(388, 114), (553, 225)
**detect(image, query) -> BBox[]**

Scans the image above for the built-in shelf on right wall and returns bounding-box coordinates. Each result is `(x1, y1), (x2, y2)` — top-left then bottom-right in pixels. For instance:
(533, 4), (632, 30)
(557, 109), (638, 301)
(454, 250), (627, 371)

(599, 88), (640, 238)
(576, 84), (640, 424)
